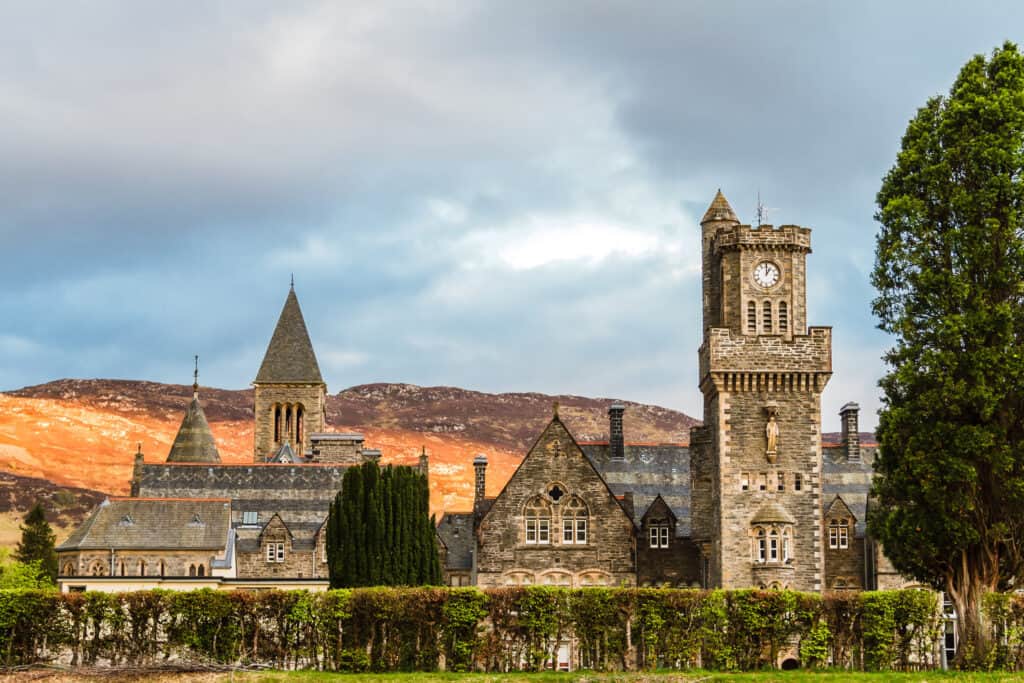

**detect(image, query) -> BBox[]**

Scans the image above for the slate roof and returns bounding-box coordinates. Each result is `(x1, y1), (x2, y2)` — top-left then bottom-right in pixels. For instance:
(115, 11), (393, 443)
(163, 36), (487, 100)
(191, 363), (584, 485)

(582, 442), (692, 537)
(166, 395), (221, 463)
(822, 445), (876, 536)
(437, 512), (474, 571)
(58, 497), (231, 551)
(701, 189), (740, 224)
(255, 287), (324, 384)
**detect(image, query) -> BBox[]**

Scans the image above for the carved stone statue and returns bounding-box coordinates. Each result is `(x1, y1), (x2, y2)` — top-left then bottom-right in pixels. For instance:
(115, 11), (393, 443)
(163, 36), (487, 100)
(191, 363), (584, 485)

(766, 414), (779, 461)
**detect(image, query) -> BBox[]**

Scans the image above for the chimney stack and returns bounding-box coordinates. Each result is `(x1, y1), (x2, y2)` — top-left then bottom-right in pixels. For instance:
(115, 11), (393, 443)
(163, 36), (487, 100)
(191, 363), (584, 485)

(609, 403), (625, 461)
(473, 454), (488, 506)
(839, 402), (861, 462)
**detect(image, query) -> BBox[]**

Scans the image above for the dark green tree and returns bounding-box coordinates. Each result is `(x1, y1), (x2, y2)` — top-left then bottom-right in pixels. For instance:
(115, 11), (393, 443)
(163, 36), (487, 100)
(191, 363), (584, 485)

(14, 503), (57, 583)
(869, 42), (1024, 665)
(326, 461), (441, 588)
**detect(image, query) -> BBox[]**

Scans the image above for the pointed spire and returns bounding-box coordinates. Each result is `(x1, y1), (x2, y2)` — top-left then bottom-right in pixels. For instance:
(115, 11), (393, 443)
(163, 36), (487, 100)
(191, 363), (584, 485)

(701, 189), (740, 225)
(254, 286), (324, 384)
(166, 390), (221, 464)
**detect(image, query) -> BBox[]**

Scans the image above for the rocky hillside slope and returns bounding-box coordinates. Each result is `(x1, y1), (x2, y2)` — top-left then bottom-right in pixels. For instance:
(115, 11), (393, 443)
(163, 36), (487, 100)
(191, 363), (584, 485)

(0, 380), (699, 540)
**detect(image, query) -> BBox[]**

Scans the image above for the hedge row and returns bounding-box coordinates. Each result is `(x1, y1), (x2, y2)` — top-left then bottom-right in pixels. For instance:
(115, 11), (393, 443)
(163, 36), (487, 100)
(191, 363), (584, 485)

(0, 587), (953, 671)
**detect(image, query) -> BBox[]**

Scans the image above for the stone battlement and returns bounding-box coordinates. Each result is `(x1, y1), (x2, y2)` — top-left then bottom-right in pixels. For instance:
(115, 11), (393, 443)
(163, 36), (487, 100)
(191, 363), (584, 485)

(699, 326), (832, 380)
(712, 224), (812, 254)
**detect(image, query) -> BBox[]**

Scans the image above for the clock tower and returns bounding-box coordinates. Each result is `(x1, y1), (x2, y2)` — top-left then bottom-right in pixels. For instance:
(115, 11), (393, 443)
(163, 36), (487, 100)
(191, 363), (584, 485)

(690, 190), (832, 591)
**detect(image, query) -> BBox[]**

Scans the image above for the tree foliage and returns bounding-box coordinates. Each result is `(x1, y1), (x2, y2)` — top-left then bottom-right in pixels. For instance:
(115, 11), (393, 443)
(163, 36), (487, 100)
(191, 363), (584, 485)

(326, 461), (441, 588)
(869, 41), (1024, 665)
(14, 503), (57, 584)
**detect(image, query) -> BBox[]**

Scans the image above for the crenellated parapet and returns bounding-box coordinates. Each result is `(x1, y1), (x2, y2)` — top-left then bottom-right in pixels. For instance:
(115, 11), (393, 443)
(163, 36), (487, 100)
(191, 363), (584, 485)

(713, 224), (812, 255)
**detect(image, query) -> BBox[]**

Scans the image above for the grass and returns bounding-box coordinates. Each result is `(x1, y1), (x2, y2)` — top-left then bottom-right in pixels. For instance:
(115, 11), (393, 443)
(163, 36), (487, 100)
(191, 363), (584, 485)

(222, 672), (1024, 682)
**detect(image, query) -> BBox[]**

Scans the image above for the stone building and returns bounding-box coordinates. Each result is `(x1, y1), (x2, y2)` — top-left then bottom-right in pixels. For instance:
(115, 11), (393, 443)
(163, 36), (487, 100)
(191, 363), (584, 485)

(57, 285), (386, 592)
(441, 191), (893, 591)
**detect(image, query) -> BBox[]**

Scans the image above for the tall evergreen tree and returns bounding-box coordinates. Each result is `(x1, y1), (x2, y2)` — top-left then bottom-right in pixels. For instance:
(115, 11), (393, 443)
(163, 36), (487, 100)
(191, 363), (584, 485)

(15, 503), (57, 583)
(326, 461), (440, 588)
(869, 42), (1024, 665)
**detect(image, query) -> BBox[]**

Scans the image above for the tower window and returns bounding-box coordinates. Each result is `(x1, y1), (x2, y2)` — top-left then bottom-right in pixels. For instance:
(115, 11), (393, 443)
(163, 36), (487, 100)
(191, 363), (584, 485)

(779, 301), (788, 332)
(274, 405), (281, 443)
(296, 405), (304, 445)
(777, 472), (785, 492)
(741, 472), (750, 491)
(747, 301), (757, 333)
(794, 473), (803, 491)
(763, 300), (773, 333)
(758, 473), (768, 491)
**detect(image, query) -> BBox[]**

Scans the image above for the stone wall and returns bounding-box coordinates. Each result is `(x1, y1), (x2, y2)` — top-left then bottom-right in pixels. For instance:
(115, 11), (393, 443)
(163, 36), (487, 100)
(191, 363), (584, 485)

(59, 549), (217, 578)
(475, 418), (636, 588)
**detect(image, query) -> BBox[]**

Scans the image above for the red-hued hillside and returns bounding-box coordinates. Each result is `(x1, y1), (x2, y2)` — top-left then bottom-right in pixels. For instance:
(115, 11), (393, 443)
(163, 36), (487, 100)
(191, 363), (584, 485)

(0, 380), (698, 539)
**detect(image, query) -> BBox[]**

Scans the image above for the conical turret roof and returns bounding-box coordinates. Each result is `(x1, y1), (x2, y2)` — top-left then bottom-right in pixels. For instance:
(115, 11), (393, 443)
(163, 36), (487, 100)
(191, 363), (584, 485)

(701, 189), (739, 224)
(255, 287), (324, 384)
(166, 395), (221, 463)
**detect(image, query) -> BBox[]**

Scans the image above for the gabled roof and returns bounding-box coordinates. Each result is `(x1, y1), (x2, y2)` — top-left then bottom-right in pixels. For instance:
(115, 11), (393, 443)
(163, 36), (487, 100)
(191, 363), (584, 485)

(701, 189), (740, 224)
(57, 497), (231, 551)
(166, 396), (221, 463)
(255, 287), (324, 384)
(269, 442), (297, 463)
(641, 494), (677, 524)
(825, 495), (856, 522)
(482, 414), (637, 530)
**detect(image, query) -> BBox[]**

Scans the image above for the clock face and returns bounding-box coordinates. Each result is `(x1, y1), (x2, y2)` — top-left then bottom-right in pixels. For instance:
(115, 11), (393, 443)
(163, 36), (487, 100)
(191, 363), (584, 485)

(753, 261), (780, 288)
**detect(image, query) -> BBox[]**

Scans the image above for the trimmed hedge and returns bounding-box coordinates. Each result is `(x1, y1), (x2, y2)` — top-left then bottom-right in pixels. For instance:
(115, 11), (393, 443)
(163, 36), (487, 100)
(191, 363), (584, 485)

(0, 587), (951, 671)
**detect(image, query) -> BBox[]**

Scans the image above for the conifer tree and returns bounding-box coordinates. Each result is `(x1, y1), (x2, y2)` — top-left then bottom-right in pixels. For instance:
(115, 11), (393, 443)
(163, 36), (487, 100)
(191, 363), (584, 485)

(15, 503), (57, 583)
(869, 42), (1024, 666)
(326, 461), (440, 587)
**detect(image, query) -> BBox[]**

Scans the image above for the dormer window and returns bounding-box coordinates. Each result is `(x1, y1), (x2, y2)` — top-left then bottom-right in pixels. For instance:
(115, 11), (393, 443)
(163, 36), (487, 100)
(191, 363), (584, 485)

(242, 511), (259, 525)
(829, 518), (850, 549)
(119, 514), (135, 526)
(188, 513), (204, 527)
(649, 525), (670, 548)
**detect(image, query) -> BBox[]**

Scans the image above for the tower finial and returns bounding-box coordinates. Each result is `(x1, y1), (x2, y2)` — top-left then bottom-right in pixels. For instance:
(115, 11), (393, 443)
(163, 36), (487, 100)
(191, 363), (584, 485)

(290, 273), (295, 289)
(193, 355), (199, 399)
(553, 401), (560, 419)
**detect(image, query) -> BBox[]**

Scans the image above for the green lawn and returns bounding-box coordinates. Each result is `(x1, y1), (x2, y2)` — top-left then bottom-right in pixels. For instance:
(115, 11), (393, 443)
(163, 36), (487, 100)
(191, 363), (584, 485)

(225, 672), (1024, 683)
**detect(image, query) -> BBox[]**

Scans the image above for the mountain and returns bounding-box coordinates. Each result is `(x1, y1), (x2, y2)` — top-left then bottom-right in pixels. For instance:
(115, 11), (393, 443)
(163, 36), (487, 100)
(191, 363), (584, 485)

(0, 379), (699, 543)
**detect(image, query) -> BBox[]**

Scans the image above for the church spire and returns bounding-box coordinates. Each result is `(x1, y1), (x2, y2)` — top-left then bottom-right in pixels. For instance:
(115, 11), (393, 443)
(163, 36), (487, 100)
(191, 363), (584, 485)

(254, 285), (324, 384)
(166, 363), (221, 463)
(701, 189), (740, 225)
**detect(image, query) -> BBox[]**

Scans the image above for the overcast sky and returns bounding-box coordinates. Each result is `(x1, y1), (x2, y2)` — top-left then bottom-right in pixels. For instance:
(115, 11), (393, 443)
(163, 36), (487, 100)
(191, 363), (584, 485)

(1, 2), (1020, 430)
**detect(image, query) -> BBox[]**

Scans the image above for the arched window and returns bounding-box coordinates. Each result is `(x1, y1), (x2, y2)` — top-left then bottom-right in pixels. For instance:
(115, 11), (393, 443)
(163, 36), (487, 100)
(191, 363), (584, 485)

(138, 560), (146, 577)
(274, 405), (282, 443)
(783, 528), (792, 562)
(197, 564), (205, 577)
(159, 560), (166, 577)
(752, 527), (766, 562)
(779, 301), (788, 332)
(188, 564), (197, 577)
(89, 560), (106, 576)
(118, 560), (125, 577)
(63, 562), (76, 577)
(524, 496), (551, 545)
(561, 496), (588, 545)
(763, 300), (773, 333)
(747, 301), (757, 333)
(296, 405), (304, 445)
(768, 528), (780, 561)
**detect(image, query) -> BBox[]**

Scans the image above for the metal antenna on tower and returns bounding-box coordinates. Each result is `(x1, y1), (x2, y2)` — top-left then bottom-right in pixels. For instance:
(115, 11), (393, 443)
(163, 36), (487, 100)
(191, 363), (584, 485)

(756, 190), (767, 227)
(193, 355), (199, 399)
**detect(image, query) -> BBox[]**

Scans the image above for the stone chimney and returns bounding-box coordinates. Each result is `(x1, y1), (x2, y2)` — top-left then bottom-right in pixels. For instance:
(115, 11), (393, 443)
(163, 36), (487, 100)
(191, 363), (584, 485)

(609, 403), (625, 460)
(839, 402), (861, 462)
(130, 443), (144, 497)
(473, 454), (488, 506)
(419, 446), (429, 477)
